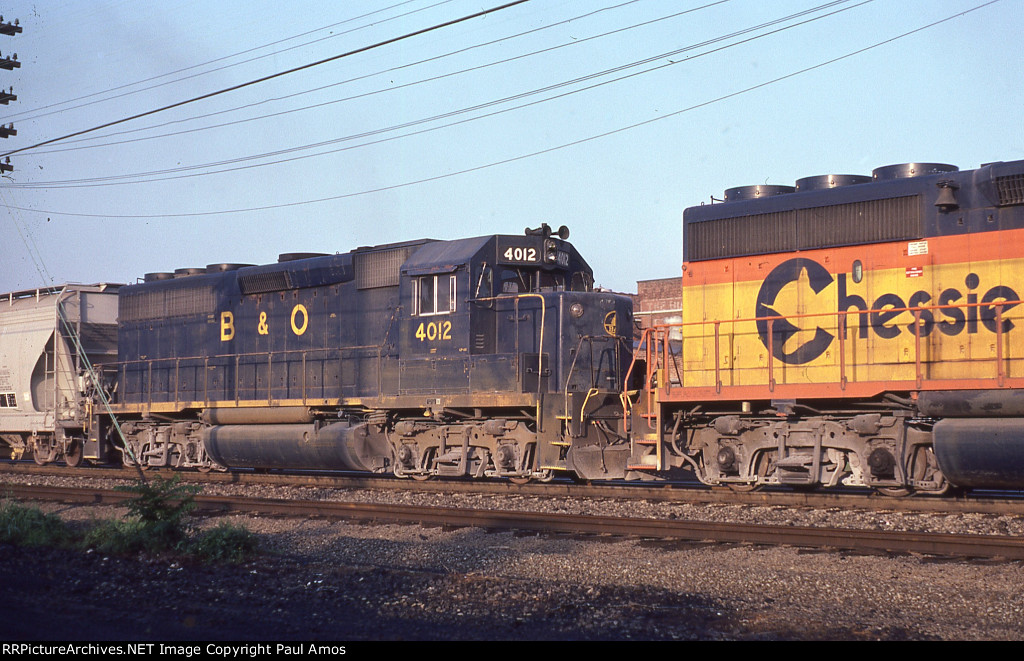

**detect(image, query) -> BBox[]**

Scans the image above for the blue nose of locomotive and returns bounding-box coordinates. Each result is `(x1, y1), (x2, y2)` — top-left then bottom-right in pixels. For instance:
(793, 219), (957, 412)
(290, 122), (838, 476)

(556, 290), (634, 395)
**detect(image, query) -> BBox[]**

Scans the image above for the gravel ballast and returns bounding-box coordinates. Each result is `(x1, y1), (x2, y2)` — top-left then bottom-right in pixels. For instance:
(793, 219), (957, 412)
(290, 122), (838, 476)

(2, 476), (1024, 641)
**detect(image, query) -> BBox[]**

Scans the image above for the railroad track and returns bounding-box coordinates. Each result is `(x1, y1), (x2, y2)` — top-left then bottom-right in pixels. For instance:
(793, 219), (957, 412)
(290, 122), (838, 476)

(6, 482), (1024, 561)
(4, 462), (1024, 515)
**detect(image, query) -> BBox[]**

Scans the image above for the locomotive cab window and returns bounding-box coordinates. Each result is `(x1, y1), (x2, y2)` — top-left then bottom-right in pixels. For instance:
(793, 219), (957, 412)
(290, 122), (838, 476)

(538, 270), (566, 292)
(414, 274), (456, 316)
(501, 268), (529, 294)
(499, 267), (581, 294)
(571, 271), (594, 292)
(474, 263), (493, 299)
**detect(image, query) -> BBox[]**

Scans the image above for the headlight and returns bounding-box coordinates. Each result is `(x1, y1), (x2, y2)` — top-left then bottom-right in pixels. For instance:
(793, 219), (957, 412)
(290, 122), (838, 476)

(570, 303), (584, 318)
(544, 239), (559, 263)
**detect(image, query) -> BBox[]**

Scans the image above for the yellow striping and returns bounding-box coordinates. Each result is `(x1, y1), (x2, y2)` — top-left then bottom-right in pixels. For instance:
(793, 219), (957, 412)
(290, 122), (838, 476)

(678, 251), (1024, 389)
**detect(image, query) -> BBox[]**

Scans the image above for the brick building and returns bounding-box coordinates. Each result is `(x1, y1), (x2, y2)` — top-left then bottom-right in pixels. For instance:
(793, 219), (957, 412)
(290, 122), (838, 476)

(635, 276), (682, 330)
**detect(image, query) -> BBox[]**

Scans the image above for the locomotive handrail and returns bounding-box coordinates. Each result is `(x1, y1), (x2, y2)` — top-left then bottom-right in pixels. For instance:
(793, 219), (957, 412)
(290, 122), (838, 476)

(106, 343), (389, 367)
(562, 333), (624, 435)
(642, 299), (1022, 345)
(104, 343), (389, 409)
(634, 294), (1019, 388)
(515, 294), (546, 396)
(624, 298), (1022, 431)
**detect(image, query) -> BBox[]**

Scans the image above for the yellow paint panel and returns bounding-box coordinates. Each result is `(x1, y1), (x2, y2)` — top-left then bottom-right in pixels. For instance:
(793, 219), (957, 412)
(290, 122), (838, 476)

(678, 244), (1024, 392)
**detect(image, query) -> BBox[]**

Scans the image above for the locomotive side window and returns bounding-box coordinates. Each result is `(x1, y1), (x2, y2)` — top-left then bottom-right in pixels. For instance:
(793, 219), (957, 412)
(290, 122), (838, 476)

(414, 274), (456, 316)
(474, 263), (493, 300)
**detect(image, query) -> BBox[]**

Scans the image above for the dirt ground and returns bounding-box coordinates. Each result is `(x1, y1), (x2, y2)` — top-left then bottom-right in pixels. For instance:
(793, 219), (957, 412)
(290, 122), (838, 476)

(4, 505), (1023, 641)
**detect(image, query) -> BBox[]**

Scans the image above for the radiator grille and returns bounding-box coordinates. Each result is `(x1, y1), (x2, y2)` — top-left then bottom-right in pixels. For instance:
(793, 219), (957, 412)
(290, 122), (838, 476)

(686, 195), (921, 261)
(120, 286), (216, 321)
(996, 174), (1024, 206)
(355, 247), (413, 289)
(238, 270), (291, 295)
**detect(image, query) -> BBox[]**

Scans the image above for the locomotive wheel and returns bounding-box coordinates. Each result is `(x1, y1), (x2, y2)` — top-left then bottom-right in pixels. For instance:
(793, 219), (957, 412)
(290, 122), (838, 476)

(403, 447), (434, 480)
(63, 439), (84, 468)
(508, 476), (531, 485)
(875, 446), (945, 497)
(725, 451), (770, 492)
(875, 486), (912, 497)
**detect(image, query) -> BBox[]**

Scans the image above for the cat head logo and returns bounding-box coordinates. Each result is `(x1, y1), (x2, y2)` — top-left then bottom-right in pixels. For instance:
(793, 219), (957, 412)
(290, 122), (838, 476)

(754, 258), (835, 365)
(603, 311), (618, 336)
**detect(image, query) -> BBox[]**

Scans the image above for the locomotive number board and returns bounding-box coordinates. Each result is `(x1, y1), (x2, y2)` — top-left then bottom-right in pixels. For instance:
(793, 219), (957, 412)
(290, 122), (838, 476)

(498, 243), (541, 264)
(497, 242), (570, 267)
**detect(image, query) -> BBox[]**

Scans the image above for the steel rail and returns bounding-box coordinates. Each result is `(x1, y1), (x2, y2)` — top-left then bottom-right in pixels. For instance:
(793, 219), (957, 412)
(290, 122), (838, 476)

(4, 462), (1024, 515)
(6, 483), (1024, 561)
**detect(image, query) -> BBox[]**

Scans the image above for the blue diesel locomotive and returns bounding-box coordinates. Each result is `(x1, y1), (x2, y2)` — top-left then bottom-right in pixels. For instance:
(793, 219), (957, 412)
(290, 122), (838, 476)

(86, 225), (634, 482)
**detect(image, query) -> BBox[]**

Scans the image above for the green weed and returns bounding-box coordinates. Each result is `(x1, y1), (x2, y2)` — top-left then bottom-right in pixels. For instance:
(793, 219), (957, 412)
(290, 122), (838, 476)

(2, 476), (259, 563)
(188, 521), (260, 563)
(0, 500), (71, 547)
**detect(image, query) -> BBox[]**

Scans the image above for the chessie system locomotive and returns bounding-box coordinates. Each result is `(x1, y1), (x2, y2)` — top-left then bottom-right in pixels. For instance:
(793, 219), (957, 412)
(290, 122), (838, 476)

(2, 157), (1024, 494)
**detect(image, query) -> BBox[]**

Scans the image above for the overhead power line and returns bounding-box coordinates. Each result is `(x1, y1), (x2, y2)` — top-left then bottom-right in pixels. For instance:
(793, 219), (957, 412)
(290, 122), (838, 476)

(3, 0), (857, 188)
(0, 0), (1002, 218)
(41, 0), (651, 153)
(0, 0), (451, 125)
(0, 0), (530, 159)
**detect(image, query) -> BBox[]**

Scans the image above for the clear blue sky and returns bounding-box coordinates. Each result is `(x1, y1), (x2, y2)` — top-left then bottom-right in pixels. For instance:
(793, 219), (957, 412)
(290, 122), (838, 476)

(0, 0), (1020, 294)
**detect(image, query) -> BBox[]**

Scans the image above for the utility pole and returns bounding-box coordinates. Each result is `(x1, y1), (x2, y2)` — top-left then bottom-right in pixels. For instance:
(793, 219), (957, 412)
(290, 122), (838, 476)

(0, 16), (21, 36)
(0, 16), (19, 172)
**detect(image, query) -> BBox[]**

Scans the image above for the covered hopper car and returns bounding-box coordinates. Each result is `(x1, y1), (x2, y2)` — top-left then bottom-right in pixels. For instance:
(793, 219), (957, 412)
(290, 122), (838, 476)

(0, 284), (120, 465)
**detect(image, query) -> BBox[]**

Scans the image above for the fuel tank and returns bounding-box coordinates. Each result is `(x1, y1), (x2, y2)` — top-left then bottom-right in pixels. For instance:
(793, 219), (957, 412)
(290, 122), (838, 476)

(202, 421), (390, 472)
(932, 418), (1024, 489)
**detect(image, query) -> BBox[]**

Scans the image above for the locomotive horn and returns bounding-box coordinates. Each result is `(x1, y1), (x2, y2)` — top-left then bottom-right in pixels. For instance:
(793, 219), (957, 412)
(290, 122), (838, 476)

(557, 225), (570, 240)
(525, 223), (552, 237)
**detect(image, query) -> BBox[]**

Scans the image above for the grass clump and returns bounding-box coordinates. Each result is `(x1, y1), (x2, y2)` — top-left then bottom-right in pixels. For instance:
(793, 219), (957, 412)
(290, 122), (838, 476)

(80, 517), (152, 554)
(2, 475), (259, 563)
(189, 521), (260, 563)
(0, 500), (71, 547)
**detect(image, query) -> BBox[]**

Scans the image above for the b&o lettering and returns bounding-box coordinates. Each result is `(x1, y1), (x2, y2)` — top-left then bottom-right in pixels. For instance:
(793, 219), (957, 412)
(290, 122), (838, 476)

(220, 311), (235, 341)
(291, 304), (308, 336)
